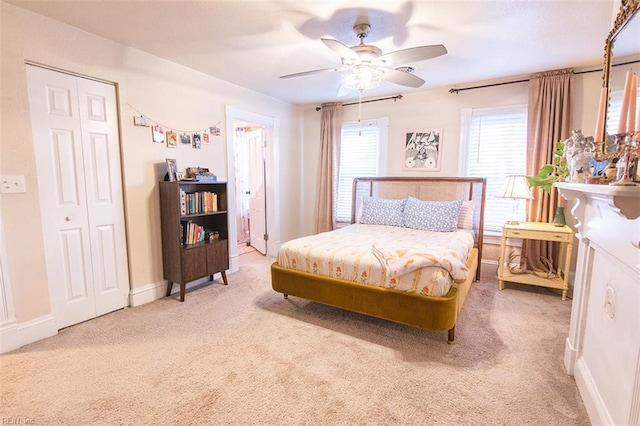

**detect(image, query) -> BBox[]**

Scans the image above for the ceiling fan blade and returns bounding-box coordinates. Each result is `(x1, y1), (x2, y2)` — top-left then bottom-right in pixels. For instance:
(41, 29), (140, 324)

(379, 45), (447, 66)
(380, 68), (425, 88)
(336, 84), (351, 97)
(280, 67), (341, 79)
(321, 38), (360, 61)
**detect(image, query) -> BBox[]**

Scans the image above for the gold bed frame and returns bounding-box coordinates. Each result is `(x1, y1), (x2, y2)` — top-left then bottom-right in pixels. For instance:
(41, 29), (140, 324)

(271, 177), (487, 343)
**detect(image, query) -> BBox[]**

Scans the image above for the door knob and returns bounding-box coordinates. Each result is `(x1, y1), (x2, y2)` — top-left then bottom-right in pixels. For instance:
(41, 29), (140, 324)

(65, 216), (73, 221)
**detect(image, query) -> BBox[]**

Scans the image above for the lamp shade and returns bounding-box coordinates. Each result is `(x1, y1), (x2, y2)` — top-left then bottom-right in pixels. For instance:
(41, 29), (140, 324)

(496, 175), (534, 200)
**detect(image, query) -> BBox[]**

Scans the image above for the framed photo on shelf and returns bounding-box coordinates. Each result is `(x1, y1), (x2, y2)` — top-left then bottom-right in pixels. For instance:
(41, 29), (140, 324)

(403, 129), (443, 171)
(166, 158), (178, 182)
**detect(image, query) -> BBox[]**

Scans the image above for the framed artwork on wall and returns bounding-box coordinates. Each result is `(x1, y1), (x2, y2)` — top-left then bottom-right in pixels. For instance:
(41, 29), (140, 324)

(403, 129), (443, 171)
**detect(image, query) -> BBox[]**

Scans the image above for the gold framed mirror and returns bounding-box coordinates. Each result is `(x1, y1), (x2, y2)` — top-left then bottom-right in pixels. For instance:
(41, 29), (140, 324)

(602, 0), (640, 140)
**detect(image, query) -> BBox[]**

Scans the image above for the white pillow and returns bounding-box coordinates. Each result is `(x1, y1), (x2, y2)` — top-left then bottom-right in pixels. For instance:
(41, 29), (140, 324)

(359, 196), (406, 227)
(457, 200), (475, 229)
(402, 197), (463, 232)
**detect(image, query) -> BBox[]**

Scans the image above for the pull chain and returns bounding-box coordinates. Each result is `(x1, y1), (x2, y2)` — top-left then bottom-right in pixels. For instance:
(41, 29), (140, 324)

(358, 90), (363, 136)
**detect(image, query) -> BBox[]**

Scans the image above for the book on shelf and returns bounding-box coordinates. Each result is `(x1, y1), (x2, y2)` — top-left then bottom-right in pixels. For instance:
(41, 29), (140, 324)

(180, 189), (186, 215)
(181, 191), (218, 215)
(181, 220), (212, 245)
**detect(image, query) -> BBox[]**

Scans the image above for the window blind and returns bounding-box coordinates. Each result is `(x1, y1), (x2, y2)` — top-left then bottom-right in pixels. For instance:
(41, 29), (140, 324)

(462, 105), (528, 233)
(336, 120), (380, 222)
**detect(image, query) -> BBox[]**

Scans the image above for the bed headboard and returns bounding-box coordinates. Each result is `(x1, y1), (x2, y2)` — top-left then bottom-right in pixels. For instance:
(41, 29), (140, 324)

(351, 177), (487, 275)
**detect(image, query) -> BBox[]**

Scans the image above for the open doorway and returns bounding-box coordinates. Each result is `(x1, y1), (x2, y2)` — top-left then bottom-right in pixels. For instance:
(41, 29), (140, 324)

(225, 106), (280, 273)
(233, 125), (266, 257)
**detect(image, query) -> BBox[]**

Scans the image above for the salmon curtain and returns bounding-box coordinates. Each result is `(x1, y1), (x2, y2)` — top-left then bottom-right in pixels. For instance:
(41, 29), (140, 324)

(524, 69), (574, 273)
(316, 102), (343, 233)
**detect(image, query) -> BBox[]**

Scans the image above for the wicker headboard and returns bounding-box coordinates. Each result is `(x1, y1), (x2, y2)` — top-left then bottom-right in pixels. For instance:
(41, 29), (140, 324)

(351, 177), (487, 274)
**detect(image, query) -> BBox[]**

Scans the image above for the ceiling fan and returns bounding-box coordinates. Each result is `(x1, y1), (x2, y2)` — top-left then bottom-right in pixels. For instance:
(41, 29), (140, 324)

(280, 22), (447, 94)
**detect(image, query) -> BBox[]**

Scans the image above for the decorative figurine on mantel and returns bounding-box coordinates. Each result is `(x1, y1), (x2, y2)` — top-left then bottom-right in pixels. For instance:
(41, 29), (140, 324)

(563, 130), (595, 183)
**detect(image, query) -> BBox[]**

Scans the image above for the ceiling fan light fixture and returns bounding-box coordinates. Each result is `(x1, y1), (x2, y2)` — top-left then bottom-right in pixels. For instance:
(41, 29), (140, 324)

(342, 64), (382, 91)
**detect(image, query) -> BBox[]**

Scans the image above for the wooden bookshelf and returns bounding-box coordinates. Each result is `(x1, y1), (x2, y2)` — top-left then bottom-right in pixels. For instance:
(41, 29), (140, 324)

(159, 181), (229, 301)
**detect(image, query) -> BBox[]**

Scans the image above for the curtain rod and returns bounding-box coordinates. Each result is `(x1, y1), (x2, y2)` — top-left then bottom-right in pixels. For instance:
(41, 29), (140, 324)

(315, 94), (403, 111)
(448, 59), (640, 94)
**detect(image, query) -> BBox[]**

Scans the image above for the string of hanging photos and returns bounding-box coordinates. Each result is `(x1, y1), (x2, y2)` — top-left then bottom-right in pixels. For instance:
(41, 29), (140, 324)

(127, 103), (221, 149)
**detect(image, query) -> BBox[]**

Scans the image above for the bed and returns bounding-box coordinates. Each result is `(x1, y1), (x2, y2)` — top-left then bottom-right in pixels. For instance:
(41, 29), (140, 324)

(271, 177), (486, 342)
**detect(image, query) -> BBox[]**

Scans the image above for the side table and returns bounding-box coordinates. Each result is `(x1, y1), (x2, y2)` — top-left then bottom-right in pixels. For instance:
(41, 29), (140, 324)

(498, 221), (574, 300)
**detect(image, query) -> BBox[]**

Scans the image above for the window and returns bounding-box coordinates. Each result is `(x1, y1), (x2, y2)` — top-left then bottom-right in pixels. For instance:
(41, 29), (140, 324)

(606, 89), (640, 135)
(607, 90), (624, 135)
(335, 117), (388, 223)
(460, 105), (528, 234)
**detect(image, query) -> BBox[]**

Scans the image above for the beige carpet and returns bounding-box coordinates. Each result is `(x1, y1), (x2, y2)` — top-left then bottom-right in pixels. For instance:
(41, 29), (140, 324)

(1, 251), (589, 425)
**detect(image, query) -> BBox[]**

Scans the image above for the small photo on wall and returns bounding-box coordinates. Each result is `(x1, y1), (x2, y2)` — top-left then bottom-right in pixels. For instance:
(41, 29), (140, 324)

(192, 133), (202, 149)
(180, 133), (191, 145)
(166, 131), (178, 148)
(152, 125), (165, 144)
(403, 129), (443, 171)
(202, 132), (210, 144)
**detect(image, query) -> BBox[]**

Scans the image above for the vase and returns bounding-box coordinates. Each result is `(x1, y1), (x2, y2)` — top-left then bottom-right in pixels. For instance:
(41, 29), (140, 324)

(553, 206), (566, 227)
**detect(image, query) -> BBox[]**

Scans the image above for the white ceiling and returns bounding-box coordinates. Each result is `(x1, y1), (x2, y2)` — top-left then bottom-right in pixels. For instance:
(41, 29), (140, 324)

(7, 0), (618, 106)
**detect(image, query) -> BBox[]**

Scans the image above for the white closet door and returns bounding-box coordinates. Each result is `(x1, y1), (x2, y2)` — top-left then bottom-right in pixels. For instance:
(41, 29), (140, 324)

(26, 65), (129, 329)
(76, 77), (129, 316)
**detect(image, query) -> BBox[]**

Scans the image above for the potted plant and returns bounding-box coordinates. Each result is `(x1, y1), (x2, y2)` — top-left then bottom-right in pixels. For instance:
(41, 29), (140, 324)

(526, 140), (569, 193)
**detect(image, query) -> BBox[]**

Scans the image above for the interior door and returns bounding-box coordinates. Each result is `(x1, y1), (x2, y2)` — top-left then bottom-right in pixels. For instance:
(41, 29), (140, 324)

(26, 65), (129, 329)
(76, 77), (130, 316)
(247, 129), (267, 255)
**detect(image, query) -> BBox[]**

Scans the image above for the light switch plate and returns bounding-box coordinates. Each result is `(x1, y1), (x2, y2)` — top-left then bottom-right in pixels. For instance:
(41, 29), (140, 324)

(1, 175), (26, 193)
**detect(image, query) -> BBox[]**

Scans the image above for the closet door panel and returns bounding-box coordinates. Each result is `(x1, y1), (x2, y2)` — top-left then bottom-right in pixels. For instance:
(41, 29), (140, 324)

(77, 77), (130, 316)
(27, 65), (130, 328)
(26, 65), (95, 328)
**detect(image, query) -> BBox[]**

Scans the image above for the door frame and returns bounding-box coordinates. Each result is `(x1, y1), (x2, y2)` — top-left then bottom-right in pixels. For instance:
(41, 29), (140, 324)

(225, 106), (280, 272)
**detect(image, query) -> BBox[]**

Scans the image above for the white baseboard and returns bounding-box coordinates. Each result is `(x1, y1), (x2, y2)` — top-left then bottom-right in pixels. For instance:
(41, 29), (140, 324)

(129, 280), (170, 307)
(229, 254), (239, 273)
(0, 320), (19, 353)
(129, 273), (232, 307)
(564, 337), (577, 375)
(1, 314), (58, 353)
(575, 357), (613, 426)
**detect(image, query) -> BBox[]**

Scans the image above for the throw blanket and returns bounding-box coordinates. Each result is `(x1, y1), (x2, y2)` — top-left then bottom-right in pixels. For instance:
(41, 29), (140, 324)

(372, 244), (469, 283)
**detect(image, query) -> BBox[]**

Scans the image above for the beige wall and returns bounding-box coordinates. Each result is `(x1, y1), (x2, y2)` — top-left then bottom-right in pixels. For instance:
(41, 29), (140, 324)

(301, 69), (605, 260)
(1, 4), (303, 323)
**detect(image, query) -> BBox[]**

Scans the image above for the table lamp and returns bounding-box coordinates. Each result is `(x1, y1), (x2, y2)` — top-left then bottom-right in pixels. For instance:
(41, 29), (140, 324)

(496, 175), (534, 225)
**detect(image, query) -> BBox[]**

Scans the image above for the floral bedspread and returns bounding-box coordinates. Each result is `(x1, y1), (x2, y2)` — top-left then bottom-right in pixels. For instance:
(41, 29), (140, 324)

(276, 224), (475, 297)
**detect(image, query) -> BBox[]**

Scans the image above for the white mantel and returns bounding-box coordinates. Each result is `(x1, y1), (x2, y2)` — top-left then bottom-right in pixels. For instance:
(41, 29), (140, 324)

(555, 182), (640, 426)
